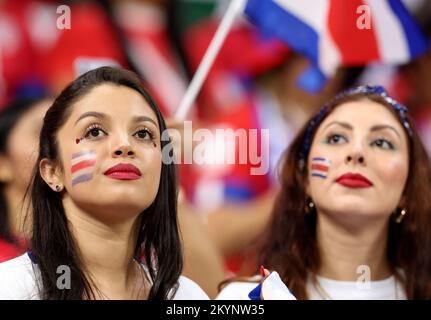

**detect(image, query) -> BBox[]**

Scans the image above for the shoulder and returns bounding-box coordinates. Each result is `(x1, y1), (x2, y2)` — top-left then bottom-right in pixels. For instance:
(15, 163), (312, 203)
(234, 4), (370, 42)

(172, 276), (210, 300)
(0, 253), (39, 299)
(216, 280), (259, 300)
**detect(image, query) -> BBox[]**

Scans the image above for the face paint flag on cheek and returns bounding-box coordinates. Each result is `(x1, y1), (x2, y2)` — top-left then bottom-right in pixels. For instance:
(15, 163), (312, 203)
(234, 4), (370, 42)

(71, 150), (96, 186)
(311, 157), (331, 179)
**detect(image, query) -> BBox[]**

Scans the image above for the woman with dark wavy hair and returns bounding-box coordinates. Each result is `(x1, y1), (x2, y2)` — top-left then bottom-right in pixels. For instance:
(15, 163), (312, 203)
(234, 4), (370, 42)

(0, 66), (208, 300)
(217, 85), (431, 300)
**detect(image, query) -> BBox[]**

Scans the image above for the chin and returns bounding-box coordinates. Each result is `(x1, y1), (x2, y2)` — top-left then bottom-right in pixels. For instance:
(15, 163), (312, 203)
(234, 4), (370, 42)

(103, 196), (153, 210)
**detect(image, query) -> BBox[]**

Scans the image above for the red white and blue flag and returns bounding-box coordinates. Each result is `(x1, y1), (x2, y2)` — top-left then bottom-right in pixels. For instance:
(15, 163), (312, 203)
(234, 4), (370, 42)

(71, 150), (96, 186)
(311, 157), (331, 179)
(245, 0), (429, 91)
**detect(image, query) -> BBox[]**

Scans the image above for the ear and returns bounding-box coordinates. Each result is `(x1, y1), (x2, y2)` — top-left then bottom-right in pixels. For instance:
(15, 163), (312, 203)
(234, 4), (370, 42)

(0, 154), (13, 183)
(39, 158), (64, 191)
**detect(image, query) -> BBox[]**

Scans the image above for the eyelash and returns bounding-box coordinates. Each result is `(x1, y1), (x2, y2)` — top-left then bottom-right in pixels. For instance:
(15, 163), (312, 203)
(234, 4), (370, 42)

(325, 133), (395, 150)
(82, 124), (156, 142)
(325, 133), (347, 145)
(84, 124), (107, 140)
(133, 128), (155, 141)
(371, 138), (394, 150)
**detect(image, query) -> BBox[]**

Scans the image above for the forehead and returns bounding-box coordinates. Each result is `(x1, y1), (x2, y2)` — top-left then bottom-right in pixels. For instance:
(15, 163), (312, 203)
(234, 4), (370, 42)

(317, 99), (406, 133)
(68, 84), (158, 123)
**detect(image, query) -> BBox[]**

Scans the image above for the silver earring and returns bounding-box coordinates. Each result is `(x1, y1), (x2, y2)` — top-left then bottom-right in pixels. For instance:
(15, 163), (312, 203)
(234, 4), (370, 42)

(55, 185), (62, 192)
(393, 208), (407, 224)
(305, 198), (315, 214)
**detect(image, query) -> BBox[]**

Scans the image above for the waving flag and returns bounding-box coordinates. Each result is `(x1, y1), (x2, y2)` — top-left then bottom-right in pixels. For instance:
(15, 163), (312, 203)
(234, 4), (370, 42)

(245, 0), (429, 91)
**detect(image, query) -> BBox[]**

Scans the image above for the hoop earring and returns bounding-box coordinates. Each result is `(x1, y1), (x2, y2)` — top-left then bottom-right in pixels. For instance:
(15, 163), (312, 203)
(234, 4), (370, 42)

(393, 207), (407, 224)
(305, 198), (315, 214)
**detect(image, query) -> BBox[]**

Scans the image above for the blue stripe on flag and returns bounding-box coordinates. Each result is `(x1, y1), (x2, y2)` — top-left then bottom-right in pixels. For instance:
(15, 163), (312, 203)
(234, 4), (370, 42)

(245, 0), (320, 63)
(387, 0), (429, 57)
(311, 173), (327, 179)
(312, 157), (328, 162)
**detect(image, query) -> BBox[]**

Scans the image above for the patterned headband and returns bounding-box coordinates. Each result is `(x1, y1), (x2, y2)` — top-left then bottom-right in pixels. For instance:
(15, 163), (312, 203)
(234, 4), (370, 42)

(299, 85), (413, 165)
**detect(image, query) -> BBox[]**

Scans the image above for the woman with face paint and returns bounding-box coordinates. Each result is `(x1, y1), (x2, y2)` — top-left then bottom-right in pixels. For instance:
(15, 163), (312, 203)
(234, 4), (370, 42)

(0, 98), (50, 262)
(217, 85), (431, 300)
(0, 67), (208, 299)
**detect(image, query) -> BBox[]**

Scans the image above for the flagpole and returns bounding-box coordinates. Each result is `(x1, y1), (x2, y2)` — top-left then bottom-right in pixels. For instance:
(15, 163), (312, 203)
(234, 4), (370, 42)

(175, 0), (247, 120)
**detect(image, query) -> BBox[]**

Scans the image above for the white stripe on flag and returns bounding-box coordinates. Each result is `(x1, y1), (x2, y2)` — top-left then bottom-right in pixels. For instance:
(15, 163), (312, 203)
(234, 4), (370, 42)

(275, 0), (328, 32)
(274, 0), (341, 76)
(319, 24), (342, 76)
(365, 0), (409, 64)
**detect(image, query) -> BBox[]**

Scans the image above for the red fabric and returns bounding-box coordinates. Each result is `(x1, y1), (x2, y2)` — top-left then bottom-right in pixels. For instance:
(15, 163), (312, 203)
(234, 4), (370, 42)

(0, 238), (22, 263)
(184, 19), (289, 119)
(0, 0), (41, 107)
(119, 14), (184, 116)
(185, 19), (290, 79)
(41, 2), (127, 93)
(328, 0), (380, 65)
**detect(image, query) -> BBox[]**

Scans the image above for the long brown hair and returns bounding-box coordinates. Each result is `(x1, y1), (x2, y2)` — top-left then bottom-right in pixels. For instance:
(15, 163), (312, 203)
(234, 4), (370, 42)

(258, 85), (431, 299)
(28, 67), (182, 299)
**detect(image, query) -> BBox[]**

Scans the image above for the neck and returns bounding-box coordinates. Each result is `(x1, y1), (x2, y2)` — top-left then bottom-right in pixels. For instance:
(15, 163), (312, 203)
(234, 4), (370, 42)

(316, 212), (392, 281)
(63, 198), (146, 299)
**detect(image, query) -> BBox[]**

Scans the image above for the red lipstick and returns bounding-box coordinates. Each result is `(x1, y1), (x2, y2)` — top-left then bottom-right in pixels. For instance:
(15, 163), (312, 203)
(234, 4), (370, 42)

(336, 172), (373, 188)
(104, 163), (142, 180)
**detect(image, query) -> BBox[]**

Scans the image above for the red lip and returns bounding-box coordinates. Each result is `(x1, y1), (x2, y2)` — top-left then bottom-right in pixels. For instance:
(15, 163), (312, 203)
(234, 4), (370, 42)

(104, 163), (142, 180)
(336, 172), (373, 188)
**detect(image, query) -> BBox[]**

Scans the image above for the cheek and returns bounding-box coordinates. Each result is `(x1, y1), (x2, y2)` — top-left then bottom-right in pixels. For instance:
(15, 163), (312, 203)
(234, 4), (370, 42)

(146, 150), (162, 183)
(65, 148), (99, 188)
(374, 156), (408, 190)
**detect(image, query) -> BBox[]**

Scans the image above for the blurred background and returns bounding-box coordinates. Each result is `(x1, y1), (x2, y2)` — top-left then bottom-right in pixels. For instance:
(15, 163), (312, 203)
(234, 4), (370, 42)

(0, 0), (430, 298)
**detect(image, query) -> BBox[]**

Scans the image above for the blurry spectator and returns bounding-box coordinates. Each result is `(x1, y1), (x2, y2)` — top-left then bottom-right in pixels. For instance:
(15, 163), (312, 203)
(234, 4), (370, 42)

(0, 97), (50, 262)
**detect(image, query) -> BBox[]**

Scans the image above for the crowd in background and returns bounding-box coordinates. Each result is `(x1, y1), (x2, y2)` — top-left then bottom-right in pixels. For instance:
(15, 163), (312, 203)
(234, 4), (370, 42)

(1, 0), (430, 298)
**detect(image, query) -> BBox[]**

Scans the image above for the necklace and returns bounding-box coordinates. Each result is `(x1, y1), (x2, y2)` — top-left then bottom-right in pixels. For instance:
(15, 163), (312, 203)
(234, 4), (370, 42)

(313, 276), (399, 300)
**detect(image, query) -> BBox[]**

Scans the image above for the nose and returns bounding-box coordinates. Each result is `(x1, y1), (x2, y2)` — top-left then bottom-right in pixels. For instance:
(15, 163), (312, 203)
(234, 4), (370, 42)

(113, 146), (135, 157)
(112, 135), (135, 158)
(345, 149), (365, 165)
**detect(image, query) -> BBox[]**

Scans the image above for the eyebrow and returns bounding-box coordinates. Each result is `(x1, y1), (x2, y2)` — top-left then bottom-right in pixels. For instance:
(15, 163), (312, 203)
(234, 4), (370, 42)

(323, 121), (401, 138)
(132, 116), (158, 128)
(323, 121), (352, 131)
(370, 124), (401, 138)
(74, 111), (108, 125)
(74, 112), (158, 128)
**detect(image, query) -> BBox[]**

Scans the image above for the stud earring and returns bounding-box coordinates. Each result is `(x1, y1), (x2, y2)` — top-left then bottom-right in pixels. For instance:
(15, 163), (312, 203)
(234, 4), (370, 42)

(394, 208), (407, 224)
(55, 185), (62, 192)
(305, 198), (315, 214)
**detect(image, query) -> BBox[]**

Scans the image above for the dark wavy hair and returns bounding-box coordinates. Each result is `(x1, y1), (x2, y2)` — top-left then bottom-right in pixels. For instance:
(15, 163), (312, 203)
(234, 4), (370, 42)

(0, 98), (46, 244)
(28, 66), (182, 299)
(258, 85), (431, 299)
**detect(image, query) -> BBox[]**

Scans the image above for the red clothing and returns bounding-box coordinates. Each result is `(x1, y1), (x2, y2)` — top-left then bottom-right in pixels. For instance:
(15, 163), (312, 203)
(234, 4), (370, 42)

(0, 238), (22, 263)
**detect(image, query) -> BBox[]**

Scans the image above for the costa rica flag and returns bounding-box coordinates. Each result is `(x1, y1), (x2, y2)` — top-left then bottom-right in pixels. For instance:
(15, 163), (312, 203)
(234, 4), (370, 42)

(245, 0), (429, 91)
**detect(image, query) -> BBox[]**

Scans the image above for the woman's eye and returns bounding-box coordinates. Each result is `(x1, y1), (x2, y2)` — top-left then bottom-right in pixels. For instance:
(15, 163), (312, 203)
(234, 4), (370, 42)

(326, 134), (347, 144)
(372, 138), (394, 150)
(84, 127), (106, 139)
(134, 129), (153, 140)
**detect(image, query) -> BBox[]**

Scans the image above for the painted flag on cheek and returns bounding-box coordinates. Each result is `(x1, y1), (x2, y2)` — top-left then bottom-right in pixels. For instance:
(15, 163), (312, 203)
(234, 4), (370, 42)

(71, 150), (96, 186)
(311, 157), (331, 179)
